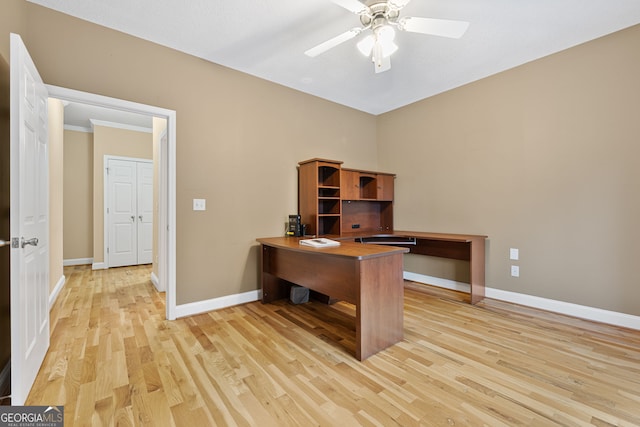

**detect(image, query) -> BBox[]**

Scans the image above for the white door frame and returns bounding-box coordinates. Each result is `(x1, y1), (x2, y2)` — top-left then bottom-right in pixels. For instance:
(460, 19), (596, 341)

(47, 85), (177, 320)
(104, 156), (153, 269)
(157, 130), (168, 292)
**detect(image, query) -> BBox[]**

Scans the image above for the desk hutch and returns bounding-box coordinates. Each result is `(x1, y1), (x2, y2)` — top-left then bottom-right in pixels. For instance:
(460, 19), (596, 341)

(297, 158), (488, 305)
(298, 158), (395, 237)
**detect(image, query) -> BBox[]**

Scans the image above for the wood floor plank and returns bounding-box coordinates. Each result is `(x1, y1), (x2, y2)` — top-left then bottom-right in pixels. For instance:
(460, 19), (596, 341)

(25, 264), (640, 426)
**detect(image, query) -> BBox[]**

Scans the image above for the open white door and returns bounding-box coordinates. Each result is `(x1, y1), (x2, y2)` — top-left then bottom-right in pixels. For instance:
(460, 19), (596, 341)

(9, 33), (50, 405)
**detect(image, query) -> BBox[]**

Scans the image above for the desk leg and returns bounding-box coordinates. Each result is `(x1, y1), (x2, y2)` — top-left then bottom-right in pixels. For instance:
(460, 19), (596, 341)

(469, 239), (486, 304)
(356, 253), (404, 360)
(260, 245), (291, 303)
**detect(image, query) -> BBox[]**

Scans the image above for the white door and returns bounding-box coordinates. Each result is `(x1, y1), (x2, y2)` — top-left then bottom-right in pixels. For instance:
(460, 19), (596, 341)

(9, 33), (50, 406)
(107, 159), (137, 267)
(107, 158), (153, 267)
(137, 162), (153, 264)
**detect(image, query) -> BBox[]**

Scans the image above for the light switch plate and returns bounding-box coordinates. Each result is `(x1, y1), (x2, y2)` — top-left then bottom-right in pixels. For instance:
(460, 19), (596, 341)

(193, 198), (206, 211)
(510, 248), (519, 260)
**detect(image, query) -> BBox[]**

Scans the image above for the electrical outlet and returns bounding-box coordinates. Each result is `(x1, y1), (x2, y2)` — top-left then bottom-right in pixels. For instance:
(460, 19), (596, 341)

(511, 265), (520, 277)
(510, 248), (519, 260)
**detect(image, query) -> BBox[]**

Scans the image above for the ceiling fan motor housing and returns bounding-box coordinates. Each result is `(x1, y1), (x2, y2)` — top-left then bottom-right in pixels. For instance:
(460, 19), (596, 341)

(360, 2), (401, 29)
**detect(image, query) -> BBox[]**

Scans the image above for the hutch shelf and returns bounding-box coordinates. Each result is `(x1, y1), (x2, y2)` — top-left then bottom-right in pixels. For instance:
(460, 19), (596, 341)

(298, 159), (395, 237)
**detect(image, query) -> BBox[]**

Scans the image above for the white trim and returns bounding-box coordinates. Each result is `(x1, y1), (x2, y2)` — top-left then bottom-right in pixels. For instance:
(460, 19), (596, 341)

(151, 272), (164, 292)
(92, 262), (107, 270)
(157, 129), (168, 308)
(64, 124), (92, 133)
(404, 272), (640, 330)
(485, 288), (640, 330)
(174, 290), (262, 319)
(63, 258), (93, 266)
(47, 84), (177, 322)
(49, 275), (66, 310)
(166, 110), (176, 320)
(90, 119), (152, 134)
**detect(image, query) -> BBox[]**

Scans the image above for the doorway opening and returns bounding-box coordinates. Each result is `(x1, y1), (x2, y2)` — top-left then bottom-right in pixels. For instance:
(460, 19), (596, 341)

(48, 85), (177, 320)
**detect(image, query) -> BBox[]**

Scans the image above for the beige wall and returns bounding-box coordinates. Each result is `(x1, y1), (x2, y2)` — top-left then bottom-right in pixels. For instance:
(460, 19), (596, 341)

(63, 129), (93, 260)
(4, 1), (637, 316)
(48, 99), (64, 293)
(378, 24), (640, 316)
(92, 125), (152, 263)
(0, 0), (26, 61)
(10, 3), (378, 305)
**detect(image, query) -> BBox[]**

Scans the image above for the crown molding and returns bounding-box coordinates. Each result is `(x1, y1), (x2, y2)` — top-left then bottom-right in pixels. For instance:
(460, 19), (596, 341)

(90, 119), (152, 133)
(64, 124), (93, 133)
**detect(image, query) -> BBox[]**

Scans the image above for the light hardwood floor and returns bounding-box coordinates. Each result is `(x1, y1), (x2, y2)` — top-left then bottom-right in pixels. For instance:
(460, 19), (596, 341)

(27, 264), (640, 426)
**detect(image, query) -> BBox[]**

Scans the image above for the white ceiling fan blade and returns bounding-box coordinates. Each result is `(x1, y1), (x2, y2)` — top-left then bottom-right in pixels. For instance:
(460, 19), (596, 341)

(388, 0), (412, 10)
(399, 17), (469, 39)
(330, 0), (369, 14)
(304, 28), (362, 57)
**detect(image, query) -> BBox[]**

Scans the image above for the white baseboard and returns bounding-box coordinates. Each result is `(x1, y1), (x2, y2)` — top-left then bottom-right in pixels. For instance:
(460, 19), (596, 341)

(175, 289), (261, 319)
(403, 272), (470, 293)
(150, 272), (164, 292)
(170, 273), (640, 330)
(92, 262), (107, 270)
(63, 258), (93, 266)
(49, 275), (66, 309)
(485, 287), (640, 330)
(404, 272), (640, 330)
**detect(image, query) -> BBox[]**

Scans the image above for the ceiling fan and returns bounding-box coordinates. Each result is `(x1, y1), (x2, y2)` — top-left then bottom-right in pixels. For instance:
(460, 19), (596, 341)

(305, 0), (469, 73)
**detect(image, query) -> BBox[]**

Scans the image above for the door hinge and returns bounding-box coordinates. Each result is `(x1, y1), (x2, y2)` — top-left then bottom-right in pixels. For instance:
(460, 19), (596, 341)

(107, 247), (109, 254)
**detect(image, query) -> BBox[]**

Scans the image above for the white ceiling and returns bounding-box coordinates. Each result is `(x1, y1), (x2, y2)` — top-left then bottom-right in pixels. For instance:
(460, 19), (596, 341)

(62, 101), (152, 131)
(29, 0), (640, 115)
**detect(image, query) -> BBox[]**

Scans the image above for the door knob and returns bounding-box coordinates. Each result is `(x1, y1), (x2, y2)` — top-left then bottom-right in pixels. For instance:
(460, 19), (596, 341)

(21, 237), (39, 248)
(139, 215), (143, 221)
(131, 215), (135, 222)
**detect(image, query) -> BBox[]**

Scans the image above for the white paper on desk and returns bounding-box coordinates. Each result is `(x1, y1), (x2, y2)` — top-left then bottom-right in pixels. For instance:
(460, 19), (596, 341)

(299, 238), (340, 248)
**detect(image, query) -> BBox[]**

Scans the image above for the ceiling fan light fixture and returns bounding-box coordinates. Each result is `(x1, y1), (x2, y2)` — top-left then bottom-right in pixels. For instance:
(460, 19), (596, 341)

(375, 24), (395, 43)
(358, 24), (397, 57)
(384, 41), (398, 57)
(357, 34), (375, 56)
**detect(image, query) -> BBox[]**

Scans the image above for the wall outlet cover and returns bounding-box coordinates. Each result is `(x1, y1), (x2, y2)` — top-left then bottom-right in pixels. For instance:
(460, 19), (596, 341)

(511, 265), (520, 277)
(193, 198), (206, 211)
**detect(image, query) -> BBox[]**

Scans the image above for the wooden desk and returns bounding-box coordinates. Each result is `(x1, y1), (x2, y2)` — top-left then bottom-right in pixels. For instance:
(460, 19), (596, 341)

(257, 236), (409, 360)
(348, 231), (488, 305)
